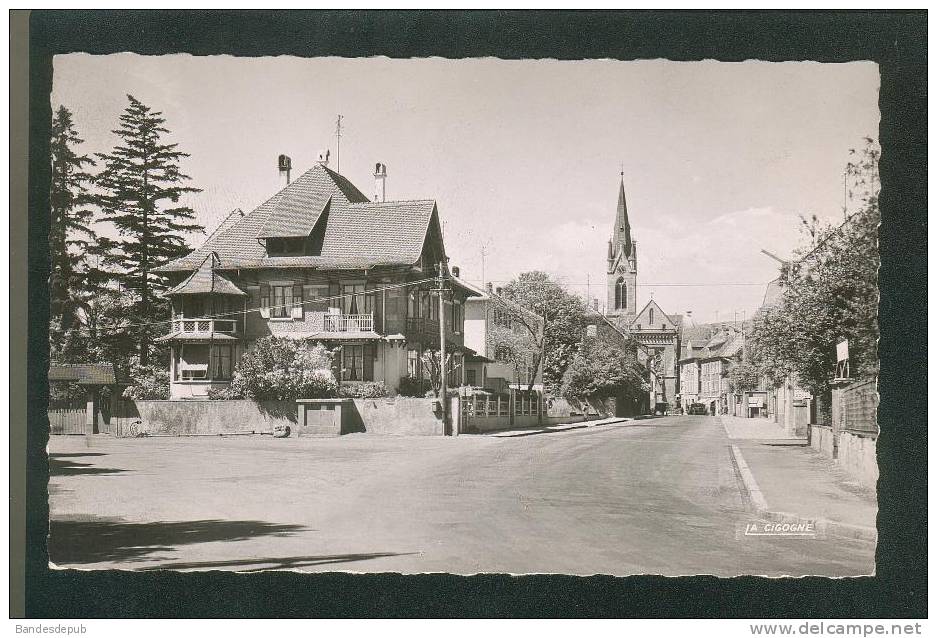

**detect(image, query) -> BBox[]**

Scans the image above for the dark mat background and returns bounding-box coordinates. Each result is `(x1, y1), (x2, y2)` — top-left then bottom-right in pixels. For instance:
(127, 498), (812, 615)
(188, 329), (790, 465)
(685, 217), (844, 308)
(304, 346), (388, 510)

(20, 10), (927, 618)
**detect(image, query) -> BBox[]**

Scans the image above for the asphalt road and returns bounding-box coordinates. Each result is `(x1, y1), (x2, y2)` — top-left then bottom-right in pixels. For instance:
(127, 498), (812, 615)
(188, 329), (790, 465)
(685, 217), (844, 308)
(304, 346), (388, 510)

(48, 416), (875, 576)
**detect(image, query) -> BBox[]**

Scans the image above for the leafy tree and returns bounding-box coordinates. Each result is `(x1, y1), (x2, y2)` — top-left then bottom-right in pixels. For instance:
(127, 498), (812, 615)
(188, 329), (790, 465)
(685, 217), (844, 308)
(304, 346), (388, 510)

(560, 334), (648, 402)
(727, 361), (762, 393)
(496, 271), (586, 393)
(748, 138), (880, 396)
(48, 106), (98, 353)
(222, 337), (338, 401)
(95, 95), (203, 366)
(488, 321), (539, 389)
(122, 357), (171, 400)
(420, 349), (455, 397)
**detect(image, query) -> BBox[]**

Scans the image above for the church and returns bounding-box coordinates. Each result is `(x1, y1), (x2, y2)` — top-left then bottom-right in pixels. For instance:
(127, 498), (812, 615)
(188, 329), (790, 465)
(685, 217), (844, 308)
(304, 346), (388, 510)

(605, 175), (682, 411)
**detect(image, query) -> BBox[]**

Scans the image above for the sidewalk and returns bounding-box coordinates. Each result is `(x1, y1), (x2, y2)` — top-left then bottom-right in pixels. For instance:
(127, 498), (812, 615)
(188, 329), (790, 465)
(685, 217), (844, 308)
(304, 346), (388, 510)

(720, 415), (803, 441)
(722, 417), (878, 540)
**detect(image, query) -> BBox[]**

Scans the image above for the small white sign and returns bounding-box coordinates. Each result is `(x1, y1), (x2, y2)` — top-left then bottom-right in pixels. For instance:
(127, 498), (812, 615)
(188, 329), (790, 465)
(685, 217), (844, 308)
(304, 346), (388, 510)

(836, 339), (849, 362)
(793, 389), (812, 401)
(748, 396), (764, 406)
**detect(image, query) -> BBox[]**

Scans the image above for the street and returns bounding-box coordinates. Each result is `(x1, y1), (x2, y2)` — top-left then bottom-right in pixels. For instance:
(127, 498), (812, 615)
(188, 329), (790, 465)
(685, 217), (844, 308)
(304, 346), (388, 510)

(48, 416), (875, 576)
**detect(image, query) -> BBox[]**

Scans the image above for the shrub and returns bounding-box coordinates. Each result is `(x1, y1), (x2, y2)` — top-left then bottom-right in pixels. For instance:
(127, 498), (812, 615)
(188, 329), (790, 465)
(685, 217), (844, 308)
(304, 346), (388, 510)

(338, 381), (387, 399)
(207, 385), (243, 400)
(397, 375), (429, 397)
(123, 359), (170, 400)
(225, 337), (338, 401)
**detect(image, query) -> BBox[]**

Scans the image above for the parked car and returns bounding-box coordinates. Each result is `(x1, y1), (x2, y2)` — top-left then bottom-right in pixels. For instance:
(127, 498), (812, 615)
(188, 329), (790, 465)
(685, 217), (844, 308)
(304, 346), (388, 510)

(687, 403), (708, 415)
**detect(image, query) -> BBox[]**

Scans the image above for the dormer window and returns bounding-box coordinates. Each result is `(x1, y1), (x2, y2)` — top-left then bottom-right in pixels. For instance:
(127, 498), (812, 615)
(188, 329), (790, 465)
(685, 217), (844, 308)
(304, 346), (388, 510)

(266, 237), (306, 256)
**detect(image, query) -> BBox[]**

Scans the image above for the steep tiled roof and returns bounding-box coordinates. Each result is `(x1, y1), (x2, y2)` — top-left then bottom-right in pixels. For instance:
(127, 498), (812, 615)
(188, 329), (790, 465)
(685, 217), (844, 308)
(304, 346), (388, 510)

(155, 164), (433, 273)
(164, 252), (247, 297)
(48, 364), (116, 385)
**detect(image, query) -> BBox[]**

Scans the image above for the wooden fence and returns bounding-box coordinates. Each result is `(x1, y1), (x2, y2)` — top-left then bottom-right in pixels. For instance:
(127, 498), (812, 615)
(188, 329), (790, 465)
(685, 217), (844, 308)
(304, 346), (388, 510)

(840, 378), (878, 436)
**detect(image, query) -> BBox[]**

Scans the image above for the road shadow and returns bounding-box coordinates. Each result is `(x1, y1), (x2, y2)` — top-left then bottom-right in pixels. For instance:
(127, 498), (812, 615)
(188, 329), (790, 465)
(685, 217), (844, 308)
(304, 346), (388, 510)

(140, 551), (417, 572)
(49, 515), (307, 565)
(47, 452), (110, 457)
(49, 455), (127, 476)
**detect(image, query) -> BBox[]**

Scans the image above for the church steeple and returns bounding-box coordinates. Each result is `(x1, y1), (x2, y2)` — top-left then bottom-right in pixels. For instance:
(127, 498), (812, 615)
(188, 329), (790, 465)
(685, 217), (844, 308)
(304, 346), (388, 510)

(612, 174), (633, 258)
(607, 171), (638, 319)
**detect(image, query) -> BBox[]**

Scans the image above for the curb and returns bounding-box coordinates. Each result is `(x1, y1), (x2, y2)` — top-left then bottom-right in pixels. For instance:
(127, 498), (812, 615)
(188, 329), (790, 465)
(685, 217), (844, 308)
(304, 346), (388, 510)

(728, 444), (877, 543)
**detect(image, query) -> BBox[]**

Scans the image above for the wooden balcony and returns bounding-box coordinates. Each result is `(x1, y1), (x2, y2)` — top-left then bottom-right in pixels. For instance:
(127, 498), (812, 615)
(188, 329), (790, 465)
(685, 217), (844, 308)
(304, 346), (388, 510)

(406, 317), (440, 339)
(172, 318), (240, 335)
(322, 313), (374, 333)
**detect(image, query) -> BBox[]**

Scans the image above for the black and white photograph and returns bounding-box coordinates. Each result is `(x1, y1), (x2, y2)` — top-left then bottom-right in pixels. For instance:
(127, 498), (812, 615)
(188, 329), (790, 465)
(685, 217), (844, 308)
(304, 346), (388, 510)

(14, 8), (927, 623)
(44, 52), (882, 577)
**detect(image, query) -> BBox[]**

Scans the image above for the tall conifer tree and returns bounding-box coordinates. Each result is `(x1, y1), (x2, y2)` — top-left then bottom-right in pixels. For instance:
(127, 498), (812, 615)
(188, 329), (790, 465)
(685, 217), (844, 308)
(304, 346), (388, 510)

(95, 95), (203, 365)
(49, 105), (97, 355)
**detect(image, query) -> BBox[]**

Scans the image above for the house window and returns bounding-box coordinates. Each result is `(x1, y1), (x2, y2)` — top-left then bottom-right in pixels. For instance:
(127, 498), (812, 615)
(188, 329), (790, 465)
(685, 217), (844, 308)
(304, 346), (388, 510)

(409, 291), (419, 318)
(266, 237), (305, 256)
(466, 369), (477, 386)
(649, 307), (655, 325)
(343, 345), (365, 381)
(211, 344), (234, 380)
(341, 284), (373, 316)
(271, 285), (293, 318)
(177, 344), (209, 380)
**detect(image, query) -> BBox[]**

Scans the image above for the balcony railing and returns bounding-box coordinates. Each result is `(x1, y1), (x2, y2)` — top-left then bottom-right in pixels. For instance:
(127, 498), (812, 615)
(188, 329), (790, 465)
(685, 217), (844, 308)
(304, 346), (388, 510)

(323, 313), (373, 333)
(172, 318), (239, 334)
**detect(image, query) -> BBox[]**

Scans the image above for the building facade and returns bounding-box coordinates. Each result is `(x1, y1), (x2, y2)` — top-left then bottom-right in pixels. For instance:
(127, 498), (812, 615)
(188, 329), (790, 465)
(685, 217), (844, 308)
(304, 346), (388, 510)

(678, 324), (744, 415)
(460, 278), (544, 392)
(155, 156), (478, 399)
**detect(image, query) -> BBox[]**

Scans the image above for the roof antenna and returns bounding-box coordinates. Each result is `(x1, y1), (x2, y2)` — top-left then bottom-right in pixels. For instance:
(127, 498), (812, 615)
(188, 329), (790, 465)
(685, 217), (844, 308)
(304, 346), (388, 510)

(335, 115), (343, 174)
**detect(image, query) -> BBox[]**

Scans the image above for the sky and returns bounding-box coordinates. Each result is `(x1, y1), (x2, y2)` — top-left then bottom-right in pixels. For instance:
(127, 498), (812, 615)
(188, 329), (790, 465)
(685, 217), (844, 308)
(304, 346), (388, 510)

(51, 54), (880, 324)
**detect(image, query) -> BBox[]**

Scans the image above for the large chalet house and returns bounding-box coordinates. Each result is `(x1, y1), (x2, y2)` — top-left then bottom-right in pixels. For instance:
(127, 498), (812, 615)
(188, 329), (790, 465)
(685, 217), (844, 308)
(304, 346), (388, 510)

(154, 154), (477, 400)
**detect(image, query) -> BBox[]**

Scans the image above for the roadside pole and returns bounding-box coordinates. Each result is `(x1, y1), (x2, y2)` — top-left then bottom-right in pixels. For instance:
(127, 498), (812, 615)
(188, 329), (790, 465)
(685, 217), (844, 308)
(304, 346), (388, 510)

(437, 261), (448, 434)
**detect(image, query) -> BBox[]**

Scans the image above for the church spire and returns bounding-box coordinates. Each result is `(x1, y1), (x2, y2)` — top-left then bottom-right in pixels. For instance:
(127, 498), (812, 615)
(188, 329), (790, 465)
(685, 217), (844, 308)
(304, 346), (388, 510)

(613, 173), (633, 258)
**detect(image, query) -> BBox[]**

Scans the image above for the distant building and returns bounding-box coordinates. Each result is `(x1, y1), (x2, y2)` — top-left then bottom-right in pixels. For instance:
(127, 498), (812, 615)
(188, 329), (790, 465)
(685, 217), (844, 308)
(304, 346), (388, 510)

(604, 174), (682, 409)
(678, 324), (745, 415)
(459, 278), (543, 392)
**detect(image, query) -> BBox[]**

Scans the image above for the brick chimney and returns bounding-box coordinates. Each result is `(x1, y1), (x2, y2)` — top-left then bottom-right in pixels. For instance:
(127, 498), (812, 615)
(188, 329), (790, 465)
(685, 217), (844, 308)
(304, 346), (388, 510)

(486, 282), (493, 294)
(317, 149), (330, 167)
(278, 154), (291, 188)
(374, 162), (387, 202)
(451, 266), (460, 278)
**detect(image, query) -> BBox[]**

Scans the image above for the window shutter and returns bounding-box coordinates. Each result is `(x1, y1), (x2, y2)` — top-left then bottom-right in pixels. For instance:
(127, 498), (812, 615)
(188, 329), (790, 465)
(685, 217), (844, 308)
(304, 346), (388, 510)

(293, 283), (304, 319)
(259, 283), (270, 318)
(363, 344), (375, 381)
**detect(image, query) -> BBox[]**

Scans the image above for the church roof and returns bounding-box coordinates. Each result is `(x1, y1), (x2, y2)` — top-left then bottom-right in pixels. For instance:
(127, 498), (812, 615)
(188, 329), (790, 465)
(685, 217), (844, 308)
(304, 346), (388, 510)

(612, 177), (633, 259)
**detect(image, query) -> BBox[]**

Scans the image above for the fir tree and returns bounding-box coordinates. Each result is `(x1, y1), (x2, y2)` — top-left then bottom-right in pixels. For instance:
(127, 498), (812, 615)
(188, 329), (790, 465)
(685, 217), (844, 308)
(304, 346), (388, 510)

(48, 105), (97, 352)
(95, 95), (203, 365)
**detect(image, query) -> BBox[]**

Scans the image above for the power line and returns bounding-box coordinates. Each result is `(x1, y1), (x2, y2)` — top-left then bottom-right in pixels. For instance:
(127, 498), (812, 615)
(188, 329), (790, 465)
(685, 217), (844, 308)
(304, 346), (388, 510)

(79, 277), (438, 335)
(465, 279), (769, 287)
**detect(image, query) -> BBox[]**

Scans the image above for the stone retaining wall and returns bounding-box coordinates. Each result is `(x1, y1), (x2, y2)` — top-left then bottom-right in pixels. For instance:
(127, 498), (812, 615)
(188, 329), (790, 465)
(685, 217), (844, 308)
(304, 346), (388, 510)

(115, 399), (295, 436)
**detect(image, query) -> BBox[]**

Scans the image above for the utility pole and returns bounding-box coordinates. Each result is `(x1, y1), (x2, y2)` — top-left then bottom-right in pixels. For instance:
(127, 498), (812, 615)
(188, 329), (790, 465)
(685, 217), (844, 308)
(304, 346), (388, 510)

(480, 244), (488, 287)
(437, 260), (449, 434)
(335, 114), (343, 174)
(842, 168), (848, 222)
